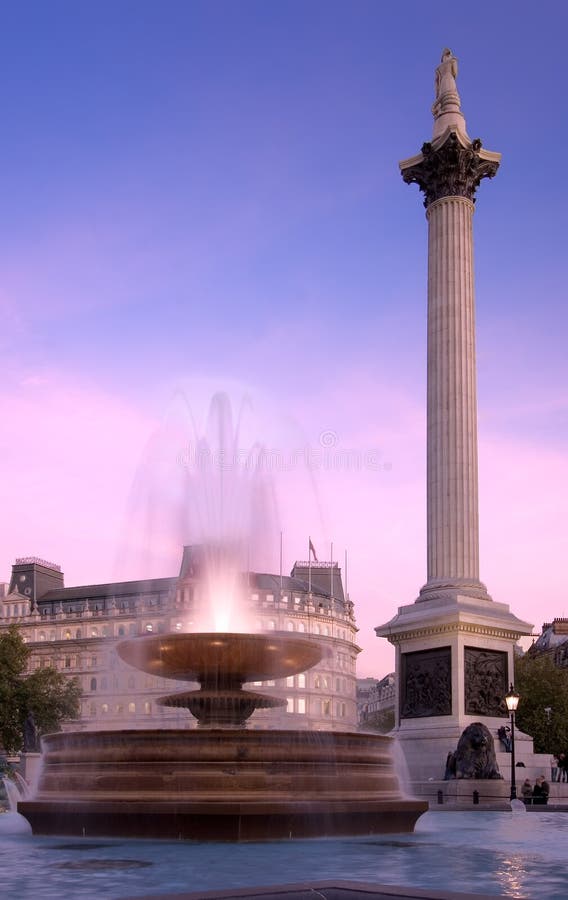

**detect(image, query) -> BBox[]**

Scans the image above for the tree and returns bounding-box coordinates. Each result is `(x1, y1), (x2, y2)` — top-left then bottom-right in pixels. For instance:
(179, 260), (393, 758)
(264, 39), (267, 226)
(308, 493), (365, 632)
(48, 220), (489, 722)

(514, 653), (568, 754)
(0, 625), (81, 754)
(362, 708), (395, 734)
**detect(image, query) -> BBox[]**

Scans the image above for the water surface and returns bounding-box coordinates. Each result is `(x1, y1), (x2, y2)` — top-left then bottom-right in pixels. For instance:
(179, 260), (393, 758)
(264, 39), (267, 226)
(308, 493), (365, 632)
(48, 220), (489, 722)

(1, 811), (566, 899)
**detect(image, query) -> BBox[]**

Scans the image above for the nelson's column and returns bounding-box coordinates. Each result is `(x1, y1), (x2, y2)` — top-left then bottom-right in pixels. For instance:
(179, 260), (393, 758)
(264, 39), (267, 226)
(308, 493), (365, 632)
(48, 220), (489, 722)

(376, 50), (533, 788)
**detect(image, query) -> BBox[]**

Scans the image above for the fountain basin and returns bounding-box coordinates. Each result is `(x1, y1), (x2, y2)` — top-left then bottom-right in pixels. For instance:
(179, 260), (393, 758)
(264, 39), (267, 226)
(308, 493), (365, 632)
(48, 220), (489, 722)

(19, 728), (426, 840)
(116, 632), (324, 684)
(117, 632), (325, 727)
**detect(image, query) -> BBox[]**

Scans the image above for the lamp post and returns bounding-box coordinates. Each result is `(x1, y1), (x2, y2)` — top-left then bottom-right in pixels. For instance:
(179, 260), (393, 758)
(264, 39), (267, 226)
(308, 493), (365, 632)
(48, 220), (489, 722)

(544, 706), (552, 751)
(505, 684), (520, 800)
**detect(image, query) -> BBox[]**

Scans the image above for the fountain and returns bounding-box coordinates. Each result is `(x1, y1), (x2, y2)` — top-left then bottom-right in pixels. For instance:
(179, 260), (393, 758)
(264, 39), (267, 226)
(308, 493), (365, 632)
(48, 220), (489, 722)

(19, 629), (426, 839)
(17, 394), (426, 838)
(0, 774), (32, 835)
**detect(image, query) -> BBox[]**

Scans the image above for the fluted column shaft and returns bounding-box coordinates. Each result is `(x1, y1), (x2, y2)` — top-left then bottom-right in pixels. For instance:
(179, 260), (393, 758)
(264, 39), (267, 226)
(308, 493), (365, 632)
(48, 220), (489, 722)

(426, 196), (479, 586)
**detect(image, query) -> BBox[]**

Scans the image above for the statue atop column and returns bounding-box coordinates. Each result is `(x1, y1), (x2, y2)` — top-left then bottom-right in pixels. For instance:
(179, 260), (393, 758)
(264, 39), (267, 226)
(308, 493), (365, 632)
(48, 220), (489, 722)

(432, 48), (460, 118)
(400, 49), (500, 206)
(429, 47), (468, 141)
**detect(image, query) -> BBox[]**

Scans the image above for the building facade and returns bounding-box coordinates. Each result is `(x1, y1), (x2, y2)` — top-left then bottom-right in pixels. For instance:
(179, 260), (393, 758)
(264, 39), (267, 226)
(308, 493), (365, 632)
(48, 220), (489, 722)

(0, 549), (359, 733)
(357, 674), (395, 732)
(529, 619), (568, 668)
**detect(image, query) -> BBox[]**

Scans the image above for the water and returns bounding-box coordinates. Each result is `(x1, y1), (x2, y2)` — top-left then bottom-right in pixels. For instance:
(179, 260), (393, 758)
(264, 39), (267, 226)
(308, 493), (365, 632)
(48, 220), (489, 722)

(1, 776), (32, 836)
(1, 811), (567, 899)
(117, 392), (280, 633)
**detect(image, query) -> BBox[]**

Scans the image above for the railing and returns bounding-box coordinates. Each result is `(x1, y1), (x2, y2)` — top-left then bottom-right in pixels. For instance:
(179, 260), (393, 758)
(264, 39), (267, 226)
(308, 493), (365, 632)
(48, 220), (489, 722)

(15, 556), (61, 571)
(294, 560), (338, 569)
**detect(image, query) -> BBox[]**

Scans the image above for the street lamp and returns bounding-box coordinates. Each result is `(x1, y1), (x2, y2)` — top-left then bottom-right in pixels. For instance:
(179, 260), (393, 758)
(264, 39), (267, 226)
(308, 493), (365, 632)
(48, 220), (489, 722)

(505, 683), (520, 800)
(544, 706), (552, 752)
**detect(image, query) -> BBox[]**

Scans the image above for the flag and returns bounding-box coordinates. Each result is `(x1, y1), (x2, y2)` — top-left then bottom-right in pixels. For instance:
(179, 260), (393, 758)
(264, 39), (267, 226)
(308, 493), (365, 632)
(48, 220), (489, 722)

(309, 538), (318, 562)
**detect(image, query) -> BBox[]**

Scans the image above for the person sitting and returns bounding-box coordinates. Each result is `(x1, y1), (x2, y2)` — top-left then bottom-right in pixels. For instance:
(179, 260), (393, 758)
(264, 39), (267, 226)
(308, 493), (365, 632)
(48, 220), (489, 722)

(521, 779), (533, 805)
(532, 775), (550, 805)
(497, 725), (512, 752)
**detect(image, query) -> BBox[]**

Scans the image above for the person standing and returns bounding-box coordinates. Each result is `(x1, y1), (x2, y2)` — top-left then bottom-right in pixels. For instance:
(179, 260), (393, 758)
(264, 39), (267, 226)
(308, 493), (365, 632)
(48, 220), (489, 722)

(552, 753), (560, 783)
(521, 779), (533, 805)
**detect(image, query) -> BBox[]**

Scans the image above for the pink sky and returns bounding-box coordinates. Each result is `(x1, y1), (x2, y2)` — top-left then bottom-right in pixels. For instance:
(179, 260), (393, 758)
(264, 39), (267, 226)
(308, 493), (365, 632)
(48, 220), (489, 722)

(2, 361), (566, 678)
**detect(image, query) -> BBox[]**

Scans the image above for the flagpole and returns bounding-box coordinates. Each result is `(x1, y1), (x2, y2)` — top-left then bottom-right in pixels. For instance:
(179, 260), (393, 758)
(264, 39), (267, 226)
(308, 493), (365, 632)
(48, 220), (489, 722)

(344, 548), (348, 600)
(279, 531), (283, 594)
(308, 536), (312, 594)
(330, 541), (334, 599)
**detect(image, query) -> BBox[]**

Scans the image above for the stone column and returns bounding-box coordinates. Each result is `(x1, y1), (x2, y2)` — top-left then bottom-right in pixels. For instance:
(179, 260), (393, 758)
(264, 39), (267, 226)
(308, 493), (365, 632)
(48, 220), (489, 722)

(426, 194), (480, 595)
(375, 50), (533, 788)
(400, 55), (501, 603)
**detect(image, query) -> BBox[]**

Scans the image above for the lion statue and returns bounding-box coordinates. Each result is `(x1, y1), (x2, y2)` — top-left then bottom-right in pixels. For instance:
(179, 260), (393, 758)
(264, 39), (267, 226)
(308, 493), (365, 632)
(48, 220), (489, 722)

(444, 722), (503, 780)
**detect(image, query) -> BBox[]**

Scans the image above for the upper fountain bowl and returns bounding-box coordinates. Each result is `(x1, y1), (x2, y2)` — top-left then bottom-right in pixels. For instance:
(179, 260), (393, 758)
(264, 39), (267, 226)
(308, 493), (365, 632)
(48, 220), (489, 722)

(116, 631), (324, 685)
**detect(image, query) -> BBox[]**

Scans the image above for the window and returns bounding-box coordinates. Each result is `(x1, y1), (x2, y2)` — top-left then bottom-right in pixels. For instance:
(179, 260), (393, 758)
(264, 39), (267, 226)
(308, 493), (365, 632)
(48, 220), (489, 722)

(102, 625), (110, 637)
(286, 697), (294, 713)
(118, 626), (126, 637)
(286, 676), (294, 687)
(314, 675), (321, 689)
(49, 631), (56, 641)
(91, 627), (98, 638)
(89, 703), (96, 717)
(101, 677), (108, 690)
(321, 699), (331, 716)
(144, 701), (151, 715)
(39, 631), (46, 642)
(287, 621), (294, 632)
(268, 620), (276, 631)
(64, 630), (71, 640)
(76, 629), (82, 639)
(90, 677), (97, 691)
(115, 704), (124, 715)
(101, 703), (109, 714)
(91, 656), (97, 668)
(298, 674), (306, 688)
(297, 698), (306, 714)
(64, 657), (72, 668)
(128, 702), (136, 714)
(145, 623), (153, 633)
(298, 622), (305, 633)
(128, 675), (135, 689)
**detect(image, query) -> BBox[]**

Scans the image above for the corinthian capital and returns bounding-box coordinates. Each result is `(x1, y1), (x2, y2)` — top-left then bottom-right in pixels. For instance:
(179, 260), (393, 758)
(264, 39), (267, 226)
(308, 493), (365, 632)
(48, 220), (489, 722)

(401, 132), (500, 208)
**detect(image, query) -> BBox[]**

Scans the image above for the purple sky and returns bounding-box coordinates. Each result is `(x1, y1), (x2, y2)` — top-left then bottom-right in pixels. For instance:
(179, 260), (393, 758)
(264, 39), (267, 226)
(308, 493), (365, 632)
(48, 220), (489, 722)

(1, 2), (567, 676)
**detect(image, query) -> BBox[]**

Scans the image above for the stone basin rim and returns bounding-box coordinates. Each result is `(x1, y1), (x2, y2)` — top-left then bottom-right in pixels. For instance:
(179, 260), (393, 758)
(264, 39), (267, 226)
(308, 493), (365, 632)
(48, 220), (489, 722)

(116, 631), (325, 683)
